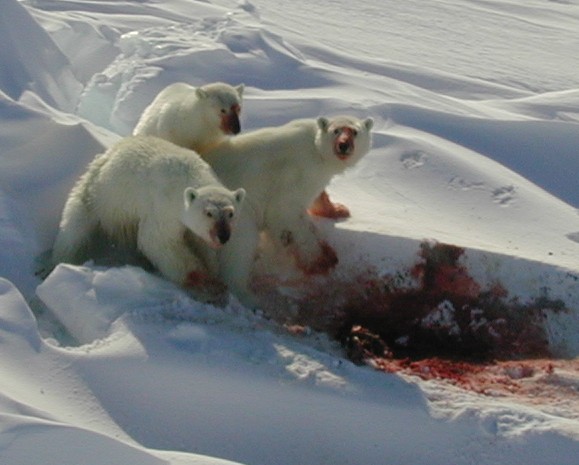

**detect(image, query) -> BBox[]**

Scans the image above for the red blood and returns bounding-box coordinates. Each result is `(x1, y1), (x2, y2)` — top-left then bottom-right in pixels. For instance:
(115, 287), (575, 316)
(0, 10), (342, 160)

(294, 241), (338, 276)
(308, 191), (351, 219)
(251, 239), (575, 411)
(367, 357), (579, 416)
(253, 239), (560, 376)
(184, 271), (227, 295)
(286, 241), (555, 362)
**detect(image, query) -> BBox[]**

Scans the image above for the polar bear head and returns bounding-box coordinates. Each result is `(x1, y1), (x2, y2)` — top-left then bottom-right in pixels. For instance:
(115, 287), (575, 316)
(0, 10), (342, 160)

(315, 116), (374, 169)
(196, 82), (245, 136)
(182, 185), (246, 248)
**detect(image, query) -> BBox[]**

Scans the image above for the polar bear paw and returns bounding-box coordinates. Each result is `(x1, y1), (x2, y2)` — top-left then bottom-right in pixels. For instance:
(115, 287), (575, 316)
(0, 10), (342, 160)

(308, 191), (351, 219)
(184, 270), (228, 304)
(293, 241), (338, 275)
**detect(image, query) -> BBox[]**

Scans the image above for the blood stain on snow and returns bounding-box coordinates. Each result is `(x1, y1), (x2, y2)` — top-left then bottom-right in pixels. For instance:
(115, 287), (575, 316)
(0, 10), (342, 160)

(372, 357), (579, 419)
(326, 241), (562, 362)
(256, 240), (575, 408)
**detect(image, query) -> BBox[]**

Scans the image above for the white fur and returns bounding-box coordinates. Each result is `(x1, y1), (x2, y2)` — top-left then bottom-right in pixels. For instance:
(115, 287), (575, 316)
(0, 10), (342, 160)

(52, 136), (245, 298)
(203, 115), (373, 305)
(133, 82), (244, 154)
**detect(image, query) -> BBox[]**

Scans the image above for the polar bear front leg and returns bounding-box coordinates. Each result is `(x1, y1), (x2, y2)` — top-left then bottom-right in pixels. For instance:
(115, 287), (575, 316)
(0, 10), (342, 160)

(267, 209), (338, 275)
(137, 218), (225, 301)
(217, 211), (260, 308)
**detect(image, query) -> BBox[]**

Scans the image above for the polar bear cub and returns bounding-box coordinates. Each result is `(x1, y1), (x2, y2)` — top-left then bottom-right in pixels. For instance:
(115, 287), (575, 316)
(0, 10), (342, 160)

(133, 82), (244, 154)
(203, 115), (373, 303)
(52, 136), (245, 301)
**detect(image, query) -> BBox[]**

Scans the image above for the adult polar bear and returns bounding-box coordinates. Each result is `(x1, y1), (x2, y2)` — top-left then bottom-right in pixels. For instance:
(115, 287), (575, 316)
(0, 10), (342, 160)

(52, 136), (245, 302)
(203, 115), (373, 306)
(133, 82), (244, 154)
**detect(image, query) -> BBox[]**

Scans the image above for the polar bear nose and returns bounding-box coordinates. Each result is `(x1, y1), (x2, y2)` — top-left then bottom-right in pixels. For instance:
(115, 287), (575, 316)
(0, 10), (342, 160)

(335, 130), (354, 157)
(221, 108), (241, 135)
(218, 228), (231, 244)
(338, 141), (351, 154)
(215, 220), (231, 244)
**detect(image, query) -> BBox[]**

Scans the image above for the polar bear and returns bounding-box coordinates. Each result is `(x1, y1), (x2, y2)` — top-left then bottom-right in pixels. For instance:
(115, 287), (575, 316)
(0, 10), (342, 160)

(203, 115), (373, 304)
(133, 82), (244, 154)
(52, 136), (245, 302)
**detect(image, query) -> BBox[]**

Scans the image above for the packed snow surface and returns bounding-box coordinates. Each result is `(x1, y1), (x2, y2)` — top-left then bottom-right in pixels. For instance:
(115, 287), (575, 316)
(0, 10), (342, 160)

(1, 0), (579, 464)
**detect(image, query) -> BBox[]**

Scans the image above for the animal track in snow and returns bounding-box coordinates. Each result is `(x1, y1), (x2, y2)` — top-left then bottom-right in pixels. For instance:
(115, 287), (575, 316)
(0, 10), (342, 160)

(400, 150), (427, 169)
(492, 185), (517, 206)
(566, 232), (579, 244)
(447, 178), (518, 207)
(447, 176), (486, 191)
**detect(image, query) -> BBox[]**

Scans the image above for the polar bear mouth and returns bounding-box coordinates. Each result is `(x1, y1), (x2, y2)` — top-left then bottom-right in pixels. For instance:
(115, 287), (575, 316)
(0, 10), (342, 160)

(220, 106), (241, 135)
(209, 220), (232, 247)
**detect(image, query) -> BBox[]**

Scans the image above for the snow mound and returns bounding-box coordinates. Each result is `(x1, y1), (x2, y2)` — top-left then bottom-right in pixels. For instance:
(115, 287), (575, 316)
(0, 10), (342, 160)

(0, 0), (81, 111)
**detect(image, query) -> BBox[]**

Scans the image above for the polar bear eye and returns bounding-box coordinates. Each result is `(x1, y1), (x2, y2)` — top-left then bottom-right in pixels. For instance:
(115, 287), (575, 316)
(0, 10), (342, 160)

(352, 129), (358, 137)
(228, 211), (234, 219)
(206, 211), (214, 218)
(220, 108), (227, 114)
(333, 128), (341, 135)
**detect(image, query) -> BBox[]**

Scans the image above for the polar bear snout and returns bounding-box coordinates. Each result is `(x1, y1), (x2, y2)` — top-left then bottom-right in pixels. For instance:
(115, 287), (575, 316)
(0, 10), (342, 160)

(203, 207), (237, 248)
(334, 127), (356, 159)
(337, 140), (352, 156)
(211, 218), (232, 246)
(221, 104), (241, 135)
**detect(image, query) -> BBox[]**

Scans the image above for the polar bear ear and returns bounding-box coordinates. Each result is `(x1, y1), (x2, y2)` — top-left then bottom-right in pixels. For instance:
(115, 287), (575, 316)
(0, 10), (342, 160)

(317, 117), (330, 132)
(196, 87), (208, 99)
(234, 188), (246, 204)
(184, 187), (198, 206)
(363, 117), (374, 131)
(236, 84), (245, 98)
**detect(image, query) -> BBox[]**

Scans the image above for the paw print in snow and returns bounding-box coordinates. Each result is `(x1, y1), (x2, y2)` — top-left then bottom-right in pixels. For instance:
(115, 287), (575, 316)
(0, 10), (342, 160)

(492, 185), (516, 206)
(400, 150), (427, 169)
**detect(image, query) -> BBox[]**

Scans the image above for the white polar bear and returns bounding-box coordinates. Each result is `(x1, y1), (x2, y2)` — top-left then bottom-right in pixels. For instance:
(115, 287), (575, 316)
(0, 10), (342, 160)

(133, 81), (244, 154)
(52, 136), (245, 301)
(203, 115), (373, 304)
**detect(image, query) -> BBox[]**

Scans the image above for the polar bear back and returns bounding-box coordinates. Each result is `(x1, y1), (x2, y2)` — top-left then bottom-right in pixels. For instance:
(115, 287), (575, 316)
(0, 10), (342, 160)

(133, 82), (243, 154)
(218, 118), (318, 154)
(88, 136), (218, 232)
(133, 83), (209, 149)
(204, 119), (331, 217)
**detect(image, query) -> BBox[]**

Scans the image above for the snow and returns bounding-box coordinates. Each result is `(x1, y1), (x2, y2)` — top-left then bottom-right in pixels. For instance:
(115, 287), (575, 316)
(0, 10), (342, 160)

(1, 0), (579, 464)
